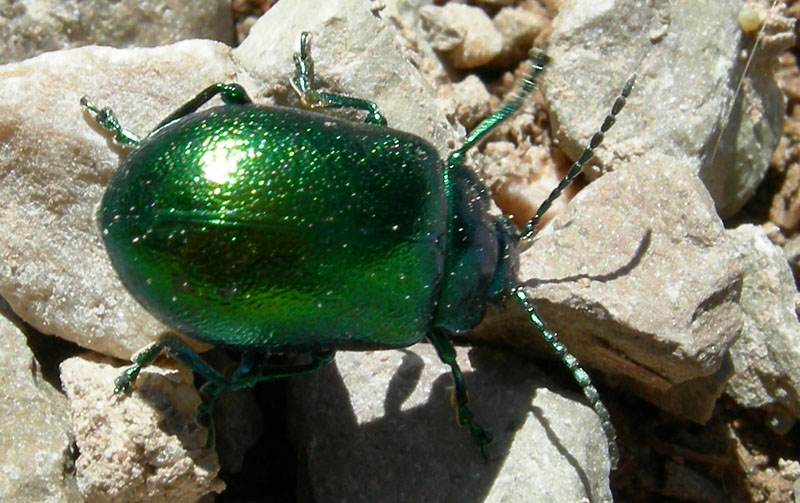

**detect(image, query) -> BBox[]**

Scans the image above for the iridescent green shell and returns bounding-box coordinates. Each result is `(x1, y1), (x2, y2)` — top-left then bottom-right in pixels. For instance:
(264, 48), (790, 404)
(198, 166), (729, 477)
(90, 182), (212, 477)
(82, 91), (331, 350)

(100, 105), (446, 351)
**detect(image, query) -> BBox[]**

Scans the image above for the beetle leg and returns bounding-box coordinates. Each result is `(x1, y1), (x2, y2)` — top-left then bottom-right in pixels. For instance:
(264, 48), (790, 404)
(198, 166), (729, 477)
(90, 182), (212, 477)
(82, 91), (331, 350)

(113, 332), (234, 394)
(196, 350), (334, 447)
(80, 96), (142, 145)
(115, 332), (244, 443)
(151, 83), (253, 133)
(81, 83), (254, 145)
(427, 329), (493, 459)
(252, 351), (335, 382)
(291, 31), (387, 126)
(116, 334), (335, 447)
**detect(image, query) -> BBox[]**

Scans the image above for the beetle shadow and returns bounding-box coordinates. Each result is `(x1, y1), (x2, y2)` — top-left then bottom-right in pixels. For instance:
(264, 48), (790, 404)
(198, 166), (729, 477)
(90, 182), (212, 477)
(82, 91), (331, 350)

(289, 345), (610, 502)
(523, 228), (652, 287)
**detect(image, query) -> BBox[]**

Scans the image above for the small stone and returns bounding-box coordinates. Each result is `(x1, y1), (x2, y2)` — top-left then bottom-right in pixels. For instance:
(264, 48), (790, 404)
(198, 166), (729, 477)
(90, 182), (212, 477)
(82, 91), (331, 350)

(450, 74), (492, 128)
(0, 313), (82, 503)
(770, 162), (800, 231)
(60, 354), (224, 503)
(485, 142), (571, 229)
(491, 6), (550, 68)
(419, 4), (503, 69)
(739, 2), (765, 33)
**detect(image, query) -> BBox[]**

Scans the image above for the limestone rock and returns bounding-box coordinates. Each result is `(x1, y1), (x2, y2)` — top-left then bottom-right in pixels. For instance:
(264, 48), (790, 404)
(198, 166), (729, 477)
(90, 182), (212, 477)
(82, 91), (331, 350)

(60, 354), (224, 503)
(0, 0), (234, 64)
(725, 225), (800, 422)
(541, 0), (794, 217)
(478, 155), (744, 422)
(0, 312), (81, 503)
(291, 345), (614, 503)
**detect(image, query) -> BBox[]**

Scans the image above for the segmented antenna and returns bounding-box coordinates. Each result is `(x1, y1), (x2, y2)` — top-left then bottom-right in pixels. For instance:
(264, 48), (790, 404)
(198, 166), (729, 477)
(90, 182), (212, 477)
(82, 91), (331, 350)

(510, 66), (636, 468)
(513, 287), (620, 468)
(519, 75), (635, 240)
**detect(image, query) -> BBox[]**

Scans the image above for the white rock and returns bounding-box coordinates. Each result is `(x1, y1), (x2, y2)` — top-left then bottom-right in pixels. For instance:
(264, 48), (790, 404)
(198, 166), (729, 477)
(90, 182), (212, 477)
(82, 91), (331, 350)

(726, 224), (800, 420)
(541, 0), (794, 217)
(478, 155), (744, 422)
(419, 3), (504, 69)
(0, 0), (234, 64)
(0, 310), (81, 503)
(60, 354), (224, 503)
(291, 345), (614, 503)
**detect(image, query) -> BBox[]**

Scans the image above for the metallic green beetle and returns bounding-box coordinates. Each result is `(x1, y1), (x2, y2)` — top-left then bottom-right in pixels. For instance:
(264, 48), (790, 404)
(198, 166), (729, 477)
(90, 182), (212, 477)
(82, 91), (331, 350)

(82, 32), (633, 462)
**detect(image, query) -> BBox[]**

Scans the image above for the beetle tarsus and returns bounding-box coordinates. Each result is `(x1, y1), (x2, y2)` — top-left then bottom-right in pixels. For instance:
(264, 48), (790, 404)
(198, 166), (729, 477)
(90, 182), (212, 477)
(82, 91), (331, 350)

(291, 31), (387, 126)
(427, 330), (493, 458)
(80, 96), (142, 145)
(112, 366), (140, 395)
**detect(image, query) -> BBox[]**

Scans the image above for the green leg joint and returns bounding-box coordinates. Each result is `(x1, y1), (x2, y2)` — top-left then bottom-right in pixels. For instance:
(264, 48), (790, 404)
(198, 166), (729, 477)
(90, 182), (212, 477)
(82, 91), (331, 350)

(114, 332), (334, 447)
(428, 330), (493, 459)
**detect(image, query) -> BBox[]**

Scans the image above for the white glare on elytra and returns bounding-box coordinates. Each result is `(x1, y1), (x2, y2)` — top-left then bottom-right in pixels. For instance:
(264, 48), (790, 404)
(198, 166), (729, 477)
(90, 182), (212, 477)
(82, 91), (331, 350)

(199, 139), (251, 185)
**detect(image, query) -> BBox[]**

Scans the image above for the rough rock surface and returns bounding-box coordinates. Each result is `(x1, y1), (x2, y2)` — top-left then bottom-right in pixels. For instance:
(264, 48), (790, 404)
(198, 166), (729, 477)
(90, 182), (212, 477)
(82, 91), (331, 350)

(0, 310), (81, 503)
(2, 0), (798, 500)
(418, 3), (503, 69)
(541, 0), (794, 218)
(477, 155), (744, 422)
(60, 354), (224, 503)
(511, 0), (800, 427)
(0, 0), (234, 64)
(292, 345), (613, 503)
(725, 225), (800, 423)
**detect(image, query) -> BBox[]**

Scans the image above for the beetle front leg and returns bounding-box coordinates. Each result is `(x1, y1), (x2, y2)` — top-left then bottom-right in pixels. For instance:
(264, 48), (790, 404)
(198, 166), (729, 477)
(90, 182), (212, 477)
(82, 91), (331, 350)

(427, 329), (493, 459)
(291, 31), (387, 126)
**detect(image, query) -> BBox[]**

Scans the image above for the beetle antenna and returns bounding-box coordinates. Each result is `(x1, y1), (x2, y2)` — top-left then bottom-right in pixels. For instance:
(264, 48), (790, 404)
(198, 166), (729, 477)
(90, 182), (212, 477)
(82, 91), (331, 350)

(447, 50), (548, 165)
(512, 287), (619, 468)
(519, 75), (635, 240)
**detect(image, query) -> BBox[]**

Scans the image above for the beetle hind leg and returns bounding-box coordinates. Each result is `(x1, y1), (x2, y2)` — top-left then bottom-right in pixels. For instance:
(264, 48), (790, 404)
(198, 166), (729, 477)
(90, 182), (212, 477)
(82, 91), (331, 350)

(291, 31), (387, 126)
(115, 334), (335, 447)
(196, 350), (334, 447)
(80, 96), (142, 145)
(427, 330), (493, 459)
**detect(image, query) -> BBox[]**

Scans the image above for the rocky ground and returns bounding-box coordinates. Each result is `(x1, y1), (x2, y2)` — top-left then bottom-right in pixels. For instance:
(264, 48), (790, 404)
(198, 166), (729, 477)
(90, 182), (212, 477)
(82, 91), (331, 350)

(1, 1), (799, 502)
